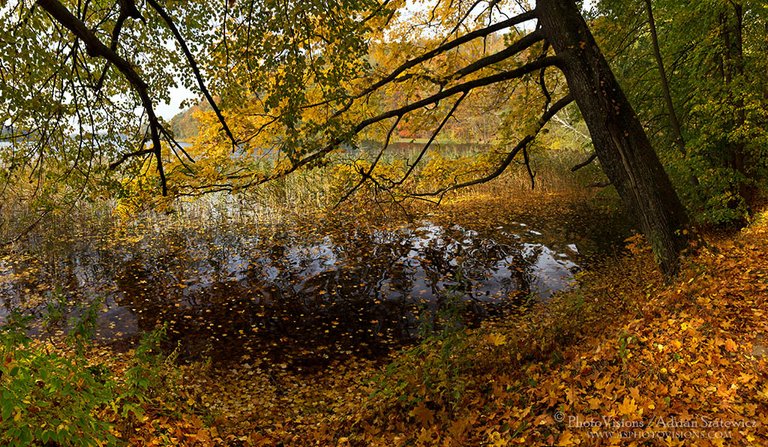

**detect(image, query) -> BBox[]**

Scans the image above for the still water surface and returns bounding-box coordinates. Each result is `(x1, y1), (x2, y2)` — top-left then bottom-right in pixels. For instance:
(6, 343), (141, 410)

(0, 215), (624, 369)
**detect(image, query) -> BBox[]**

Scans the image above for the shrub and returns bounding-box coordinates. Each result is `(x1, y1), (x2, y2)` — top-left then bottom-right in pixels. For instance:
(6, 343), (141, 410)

(0, 312), (118, 447)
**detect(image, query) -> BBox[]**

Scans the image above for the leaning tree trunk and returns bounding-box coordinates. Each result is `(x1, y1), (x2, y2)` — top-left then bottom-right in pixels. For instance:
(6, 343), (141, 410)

(537, 0), (689, 276)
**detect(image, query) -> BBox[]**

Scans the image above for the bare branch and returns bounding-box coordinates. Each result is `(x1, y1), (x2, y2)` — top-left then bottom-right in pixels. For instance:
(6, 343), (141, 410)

(537, 41), (552, 108)
(450, 29), (543, 80)
(357, 56), (561, 131)
(108, 148), (155, 170)
(158, 125), (196, 174)
(522, 145), (535, 188)
(552, 113), (590, 141)
(570, 152), (597, 172)
(414, 93), (573, 197)
(334, 114), (402, 207)
(391, 91), (467, 186)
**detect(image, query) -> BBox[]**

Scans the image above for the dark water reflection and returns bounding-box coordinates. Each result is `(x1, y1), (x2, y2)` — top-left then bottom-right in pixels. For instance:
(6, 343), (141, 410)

(0, 218), (612, 370)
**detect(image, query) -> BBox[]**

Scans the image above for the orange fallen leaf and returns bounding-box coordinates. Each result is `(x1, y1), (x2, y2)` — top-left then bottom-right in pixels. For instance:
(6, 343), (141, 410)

(410, 402), (434, 426)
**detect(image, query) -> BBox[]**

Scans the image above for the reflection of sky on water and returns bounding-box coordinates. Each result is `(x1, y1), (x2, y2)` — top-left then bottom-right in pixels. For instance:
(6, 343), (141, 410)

(0, 219), (583, 365)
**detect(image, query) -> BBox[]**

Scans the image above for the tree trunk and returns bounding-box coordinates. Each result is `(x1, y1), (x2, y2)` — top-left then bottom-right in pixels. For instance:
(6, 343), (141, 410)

(537, 0), (689, 276)
(644, 0), (686, 155)
(722, 2), (753, 203)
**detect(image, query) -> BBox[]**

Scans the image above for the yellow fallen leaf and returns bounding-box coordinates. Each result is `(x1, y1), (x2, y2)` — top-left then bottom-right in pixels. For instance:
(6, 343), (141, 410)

(487, 332), (507, 346)
(557, 430), (577, 446)
(618, 396), (637, 416)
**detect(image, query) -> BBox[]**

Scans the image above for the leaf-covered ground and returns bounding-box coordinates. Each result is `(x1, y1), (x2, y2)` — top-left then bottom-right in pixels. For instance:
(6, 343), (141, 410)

(11, 193), (768, 446)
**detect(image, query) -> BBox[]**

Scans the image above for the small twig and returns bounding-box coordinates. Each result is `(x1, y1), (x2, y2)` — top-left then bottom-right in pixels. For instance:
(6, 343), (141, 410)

(413, 93), (573, 197)
(108, 148), (155, 170)
(335, 114), (402, 207)
(392, 91), (468, 187)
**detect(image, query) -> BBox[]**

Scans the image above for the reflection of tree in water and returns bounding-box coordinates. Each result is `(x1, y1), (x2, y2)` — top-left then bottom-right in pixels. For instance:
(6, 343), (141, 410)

(0, 240), (121, 324)
(114, 259), (167, 333)
(3, 220), (581, 370)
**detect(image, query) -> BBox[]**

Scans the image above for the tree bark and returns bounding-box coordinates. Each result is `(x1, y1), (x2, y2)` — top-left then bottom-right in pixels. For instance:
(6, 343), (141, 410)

(537, 0), (689, 276)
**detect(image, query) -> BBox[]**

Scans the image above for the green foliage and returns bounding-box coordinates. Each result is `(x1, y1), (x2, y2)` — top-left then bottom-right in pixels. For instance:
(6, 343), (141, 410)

(67, 298), (103, 355)
(374, 328), (472, 413)
(0, 313), (118, 447)
(0, 0), (191, 235)
(42, 287), (69, 331)
(595, 0), (768, 224)
(123, 325), (168, 402)
(373, 285), (473, 414)
(617, 331), (635, 365)
(0, 309), (174, 446)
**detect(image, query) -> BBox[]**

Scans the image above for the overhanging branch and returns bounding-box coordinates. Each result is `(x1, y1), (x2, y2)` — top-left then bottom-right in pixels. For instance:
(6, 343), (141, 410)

(303, 9), (539, 113)
(390, 91), (468, 187)
(571, 152), (597, 171)
(219, 57), (562, 191)
(146, 0), (239, 151)
(108, 148), (154, 170)
(449, 29), (544, 81)
(356, 55), (561, 131)
(361, 9), (537, 97)
(334, 115), (402, 207)
(37, 0), (168, 194)
(413, 93), (574, 197)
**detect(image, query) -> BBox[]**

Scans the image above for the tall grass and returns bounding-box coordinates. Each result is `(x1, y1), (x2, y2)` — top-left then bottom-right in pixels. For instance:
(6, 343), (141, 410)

(0, 145), (605, 248)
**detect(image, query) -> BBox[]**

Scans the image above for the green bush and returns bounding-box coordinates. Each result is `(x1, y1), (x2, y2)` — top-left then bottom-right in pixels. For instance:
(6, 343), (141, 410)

(0, 310), (172, 447)
(372, 288), (474, 414)
(0, 312), (118, 447)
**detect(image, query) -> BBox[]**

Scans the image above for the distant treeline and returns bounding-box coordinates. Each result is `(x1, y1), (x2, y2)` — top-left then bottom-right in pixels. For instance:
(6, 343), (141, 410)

(169, 100), (209, 141)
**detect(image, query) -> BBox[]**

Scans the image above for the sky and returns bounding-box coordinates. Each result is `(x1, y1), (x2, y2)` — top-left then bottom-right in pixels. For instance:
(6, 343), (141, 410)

(156, 85), (196, 120)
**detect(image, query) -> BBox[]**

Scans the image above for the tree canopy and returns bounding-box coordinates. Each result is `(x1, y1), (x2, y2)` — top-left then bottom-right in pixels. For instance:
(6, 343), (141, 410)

(0, 0), (563, 228)
(4, 0), (767, 272)
(594, 0), (768, 223)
